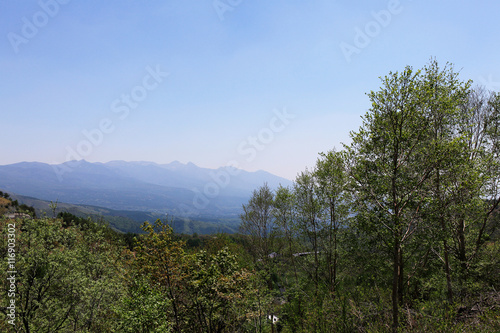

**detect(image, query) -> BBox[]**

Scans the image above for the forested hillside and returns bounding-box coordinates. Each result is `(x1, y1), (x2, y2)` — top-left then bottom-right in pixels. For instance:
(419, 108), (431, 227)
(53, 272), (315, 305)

(1, 61), (499, 332)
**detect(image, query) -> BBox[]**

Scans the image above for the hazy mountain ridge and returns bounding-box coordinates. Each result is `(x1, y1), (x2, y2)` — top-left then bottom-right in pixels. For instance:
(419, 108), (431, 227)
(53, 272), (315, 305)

(0, 160), (293, 218)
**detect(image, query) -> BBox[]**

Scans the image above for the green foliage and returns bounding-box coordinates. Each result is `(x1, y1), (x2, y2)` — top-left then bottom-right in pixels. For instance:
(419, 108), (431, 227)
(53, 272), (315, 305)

(114, 275), (173, 333)
(57, 211), (90, 228)
(0, 216), (125, 332)
(119, 218), (264, 332)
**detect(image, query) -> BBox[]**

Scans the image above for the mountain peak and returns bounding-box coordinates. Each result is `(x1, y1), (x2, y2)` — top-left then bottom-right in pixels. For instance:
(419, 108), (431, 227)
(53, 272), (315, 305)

(61, 159), (90, 166)
(162, 161), (199, 170)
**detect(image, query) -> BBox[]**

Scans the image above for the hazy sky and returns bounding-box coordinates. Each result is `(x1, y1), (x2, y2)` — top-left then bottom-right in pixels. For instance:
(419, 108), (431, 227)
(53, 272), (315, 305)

(1, 0), (499, 180)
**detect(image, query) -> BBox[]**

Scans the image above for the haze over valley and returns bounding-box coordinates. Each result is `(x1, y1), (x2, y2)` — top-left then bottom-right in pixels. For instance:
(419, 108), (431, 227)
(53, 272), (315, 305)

(0, 160), (293, 232)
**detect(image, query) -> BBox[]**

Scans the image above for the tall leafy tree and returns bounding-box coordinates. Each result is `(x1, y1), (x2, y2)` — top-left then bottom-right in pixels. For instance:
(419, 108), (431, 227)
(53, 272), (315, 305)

(294, 169), (323, 297)
(419, 60), (471, 302)
(185, 248), (255, 333)
(348, 66), (435, 331)
(131, 219), (187, 332)
(273, 185), (299, 282)
(450, 87), (500, 278)
(314, 149), (350, 295)
(240, 183), (278, 262)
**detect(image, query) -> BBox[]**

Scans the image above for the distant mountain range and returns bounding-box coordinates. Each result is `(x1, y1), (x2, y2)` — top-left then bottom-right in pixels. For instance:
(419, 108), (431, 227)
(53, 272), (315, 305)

(0, 160), (293, 219)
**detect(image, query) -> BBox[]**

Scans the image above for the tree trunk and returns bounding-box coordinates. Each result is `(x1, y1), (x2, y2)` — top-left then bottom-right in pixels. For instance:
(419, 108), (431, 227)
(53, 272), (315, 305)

(333, 227), (338, 295)
(392, 234), (400, 333)
(330, 198), (338, 295)
(391, 142), (400, 332)
(437, 167), (453, 302)
(398, 246), (404, 305)
(457, 218), (467, 273)
(443, 238), (453, 302)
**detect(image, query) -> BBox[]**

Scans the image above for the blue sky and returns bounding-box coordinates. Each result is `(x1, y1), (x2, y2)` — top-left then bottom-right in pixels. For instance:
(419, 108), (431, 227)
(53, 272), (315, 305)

(1, 0), (499, 180)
